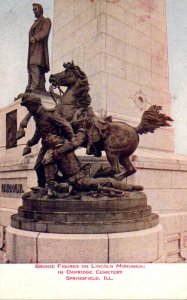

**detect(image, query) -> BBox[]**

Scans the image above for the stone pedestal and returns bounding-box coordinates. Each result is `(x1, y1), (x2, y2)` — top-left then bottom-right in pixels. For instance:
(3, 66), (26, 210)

(6, 186), (163, 263)
(6, 224), (163, 263)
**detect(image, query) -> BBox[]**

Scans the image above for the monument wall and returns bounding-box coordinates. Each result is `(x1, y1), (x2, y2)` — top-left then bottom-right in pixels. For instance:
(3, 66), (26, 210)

(50, 0), (187, 263)
(52, 0), (173, 153)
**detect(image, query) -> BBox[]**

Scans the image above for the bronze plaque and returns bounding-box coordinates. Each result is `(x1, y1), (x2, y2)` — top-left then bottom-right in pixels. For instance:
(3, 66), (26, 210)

(6, 110), (17, 149)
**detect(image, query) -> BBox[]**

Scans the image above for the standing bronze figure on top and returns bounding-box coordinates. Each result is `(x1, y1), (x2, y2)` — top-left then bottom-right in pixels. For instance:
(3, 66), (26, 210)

(26, 3), (51, 93)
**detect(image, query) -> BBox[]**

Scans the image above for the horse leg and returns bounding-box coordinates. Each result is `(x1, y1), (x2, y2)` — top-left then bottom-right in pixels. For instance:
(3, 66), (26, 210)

(105, 151), (121, 175)
(114, 156), (136, 180)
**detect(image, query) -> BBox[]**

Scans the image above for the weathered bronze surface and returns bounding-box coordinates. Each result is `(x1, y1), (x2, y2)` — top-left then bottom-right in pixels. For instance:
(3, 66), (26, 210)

(20, 93), (74, 188)
(13, 61), (173, 234)
(49, 62), (173, 181)
(18, 61), (173, 181)
(42, 134), (143, 195)
(11, 190), (159, 234)
(26, 3), (51, 93)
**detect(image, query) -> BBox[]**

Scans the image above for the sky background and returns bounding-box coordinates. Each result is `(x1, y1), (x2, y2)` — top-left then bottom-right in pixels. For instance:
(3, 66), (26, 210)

(166, 0), (187, 154)
(0, 0), (186, 154)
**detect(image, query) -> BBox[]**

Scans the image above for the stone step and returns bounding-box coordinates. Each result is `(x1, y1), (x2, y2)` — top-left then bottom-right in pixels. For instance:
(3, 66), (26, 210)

(11, 213), (159, 234)
(22, 191), (147, 212)
(18, 206), (152, 222)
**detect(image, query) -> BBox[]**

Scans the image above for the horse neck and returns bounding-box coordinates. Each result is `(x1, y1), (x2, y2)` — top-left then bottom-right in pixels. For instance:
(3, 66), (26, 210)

(61, 84), (77, 104)
(60, 80), (91, 111)
(56, 84), (84, 121)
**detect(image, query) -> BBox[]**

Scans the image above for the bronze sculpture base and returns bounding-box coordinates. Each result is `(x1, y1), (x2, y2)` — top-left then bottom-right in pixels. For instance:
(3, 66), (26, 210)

(11, 189), (159, 234)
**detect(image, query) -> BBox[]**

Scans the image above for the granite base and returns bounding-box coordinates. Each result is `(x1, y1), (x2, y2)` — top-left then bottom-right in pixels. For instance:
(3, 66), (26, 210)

(6, 224), (163, 263)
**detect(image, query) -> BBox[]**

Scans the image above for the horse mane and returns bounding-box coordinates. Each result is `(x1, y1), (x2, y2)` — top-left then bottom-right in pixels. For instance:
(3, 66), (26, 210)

(64, 62), (91, 108)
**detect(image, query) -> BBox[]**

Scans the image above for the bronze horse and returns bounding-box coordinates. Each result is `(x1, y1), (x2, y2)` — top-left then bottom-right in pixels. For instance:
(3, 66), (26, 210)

(17, 61), (173, 180)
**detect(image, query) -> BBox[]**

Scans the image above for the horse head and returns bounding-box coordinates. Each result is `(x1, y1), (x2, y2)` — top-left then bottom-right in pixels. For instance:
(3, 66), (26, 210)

(50, 61), (92, 109)
(49, 61), (87, 88)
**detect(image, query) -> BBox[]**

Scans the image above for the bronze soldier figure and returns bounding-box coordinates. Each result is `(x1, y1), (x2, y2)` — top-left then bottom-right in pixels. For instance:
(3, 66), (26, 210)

(26, 3), (51, 92)
(42, 134), (143, 196)
(21, 94), (74, 188)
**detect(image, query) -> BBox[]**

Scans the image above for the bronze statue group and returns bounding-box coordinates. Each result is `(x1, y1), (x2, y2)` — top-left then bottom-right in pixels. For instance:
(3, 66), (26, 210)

(18, 3), (173, 198)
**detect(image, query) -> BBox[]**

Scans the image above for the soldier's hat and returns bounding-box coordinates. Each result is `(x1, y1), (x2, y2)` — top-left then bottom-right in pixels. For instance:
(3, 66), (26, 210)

(21, 93), (42, 106)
